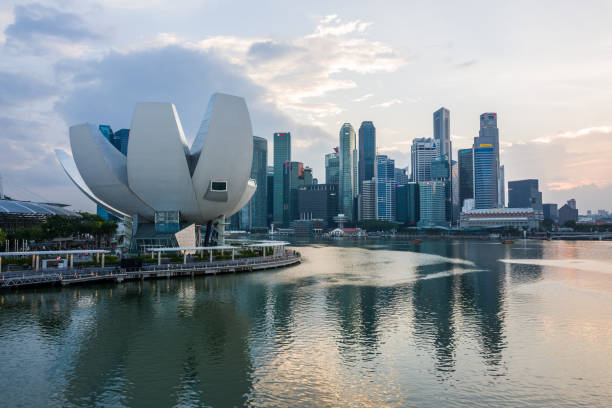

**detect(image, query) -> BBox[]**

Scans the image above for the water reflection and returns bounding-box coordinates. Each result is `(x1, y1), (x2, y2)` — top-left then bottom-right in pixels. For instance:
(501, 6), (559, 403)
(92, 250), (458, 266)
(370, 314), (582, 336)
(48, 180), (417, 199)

(1, 239), (612, 407)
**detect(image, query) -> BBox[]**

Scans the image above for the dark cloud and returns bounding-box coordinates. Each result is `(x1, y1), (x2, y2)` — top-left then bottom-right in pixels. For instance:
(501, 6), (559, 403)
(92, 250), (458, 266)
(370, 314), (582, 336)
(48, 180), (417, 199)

(4, 3), (99, 42)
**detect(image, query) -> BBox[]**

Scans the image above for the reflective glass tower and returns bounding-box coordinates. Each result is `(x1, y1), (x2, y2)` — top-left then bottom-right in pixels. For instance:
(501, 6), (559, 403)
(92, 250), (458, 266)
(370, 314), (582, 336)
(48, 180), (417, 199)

(339, 123), (356, 220)
(458, 148), (473, 209)
(473, 113), (502, 208)
(273, 132), (291, 226)
(250, 136), (268, 228)
(325, 149), (340, 185)
(375, 155), (395, 221)
(358, 121), (376, 194)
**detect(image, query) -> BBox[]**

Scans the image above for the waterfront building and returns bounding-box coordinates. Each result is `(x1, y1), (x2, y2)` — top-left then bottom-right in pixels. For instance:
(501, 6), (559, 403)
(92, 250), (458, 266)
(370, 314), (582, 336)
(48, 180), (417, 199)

(250, 136), (268, 228)
(360, 179), (376, 220)
(460, 207), (542, 230)
(396, 182), (419, 224)
(473, 145), (498, 209)
(543, 203), (558, 222)
(410, 137), (438, 182)
(394, 168), (409, 185)
(508, 179), (542, 211)
(325, 149), (340, 185)
(273, 132), (291, 225)
(375, 155), (396, 221)
(297, 184), (338, 228)
(339, 123), (357, 221)
(282, 161), (305, 226)
(0, 198), (80, 233)
(558, 200), (579, 225)
(417, 181), (447, 228)
(358, 121), (376, 194)
(458, 148), (473, 208)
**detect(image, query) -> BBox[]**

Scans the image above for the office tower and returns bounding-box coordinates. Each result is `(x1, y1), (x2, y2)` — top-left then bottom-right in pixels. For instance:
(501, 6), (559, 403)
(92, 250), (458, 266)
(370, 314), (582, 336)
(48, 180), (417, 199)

(358, 121), (376, 194)
(303, 167), (313, 186)
(375, 155), (396, 221)
(410, 138), (438, 182)
(558, 199), (578, 225)
(115, 129), (130, 155)
(325, 149), (340, 185)
(458, 148), (473, 208)
(508, 179), (542, 211)
(396, 182), (419, 224)
(267, 166), (274, 227)
(417, 181), (447, 227)
(543, 203), (558, 222)
(360, 179), (376, 220)
(273, 132), (291, 225)
(433, 107), (451, 161)
(394, 168), (409, 185)
(473, 113), (502, 207)
(499, 165), (505, 207)
(431, 157), (451, 224)
(451, 160), (459, 224)
(250, 136), (268, 228)
(473, 145), (498, 209)
(282, 161), (305, 226)
(298, 184), (338, 227)
(339, 123), (357, 220)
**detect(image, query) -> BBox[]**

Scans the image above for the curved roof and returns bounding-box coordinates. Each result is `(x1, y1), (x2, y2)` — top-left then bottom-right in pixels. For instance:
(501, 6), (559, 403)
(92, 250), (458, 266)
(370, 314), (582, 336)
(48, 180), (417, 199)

(0, 199), (80, 217)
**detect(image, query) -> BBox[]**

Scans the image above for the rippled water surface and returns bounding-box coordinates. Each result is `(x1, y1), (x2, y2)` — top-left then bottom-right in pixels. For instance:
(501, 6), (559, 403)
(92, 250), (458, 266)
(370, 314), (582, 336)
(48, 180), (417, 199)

(1, 239), (612, 407)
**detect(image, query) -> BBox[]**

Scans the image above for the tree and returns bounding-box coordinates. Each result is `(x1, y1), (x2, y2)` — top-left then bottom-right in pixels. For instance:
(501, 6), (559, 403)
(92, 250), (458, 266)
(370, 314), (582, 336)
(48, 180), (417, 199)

(542, 219), (555, 231)
(0, 227), (6, 243)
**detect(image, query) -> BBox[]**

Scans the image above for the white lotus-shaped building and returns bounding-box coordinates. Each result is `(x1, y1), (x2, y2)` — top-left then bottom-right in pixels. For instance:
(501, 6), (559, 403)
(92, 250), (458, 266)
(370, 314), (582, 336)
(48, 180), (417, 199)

(55, 93), (256, 249)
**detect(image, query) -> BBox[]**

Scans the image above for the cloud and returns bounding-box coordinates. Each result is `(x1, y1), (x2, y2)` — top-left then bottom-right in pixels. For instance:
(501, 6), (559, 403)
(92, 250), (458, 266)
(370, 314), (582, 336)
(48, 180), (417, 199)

(353, 93), (373, 102)
(5, 3), (99, 42)
(371, 98), (404, 109)
(453, 59), (478, 69)
(533, 126), (612, 143)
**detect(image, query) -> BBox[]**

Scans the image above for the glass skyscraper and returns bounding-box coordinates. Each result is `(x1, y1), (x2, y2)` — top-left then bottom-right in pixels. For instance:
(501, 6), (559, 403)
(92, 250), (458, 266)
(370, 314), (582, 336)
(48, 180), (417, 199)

(433, 107), (451, 161)
(417, 181), (447, 227)
(250, 136), (268, 228)
(410, 137), (438, 182)
(396, 182), (419, 224)
(325, 149), (340, 185)
(458, 148), (473, 209)
(358, 121), (376, 195)
(473, 146), (498, 209)
(273, 132), (291, 226)
(508, 179), (542, 211)
(375, 155), (395, 221)
(339, 123), (357, 220)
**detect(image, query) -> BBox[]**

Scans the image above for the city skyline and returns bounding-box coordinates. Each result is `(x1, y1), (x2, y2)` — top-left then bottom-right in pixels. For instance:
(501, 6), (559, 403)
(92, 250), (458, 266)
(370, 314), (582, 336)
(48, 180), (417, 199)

(0, 1), (611, 212)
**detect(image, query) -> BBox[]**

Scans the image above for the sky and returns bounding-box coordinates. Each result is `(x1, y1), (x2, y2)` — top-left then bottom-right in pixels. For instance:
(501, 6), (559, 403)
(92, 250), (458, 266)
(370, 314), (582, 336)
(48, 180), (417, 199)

(0, 0), (611, 212)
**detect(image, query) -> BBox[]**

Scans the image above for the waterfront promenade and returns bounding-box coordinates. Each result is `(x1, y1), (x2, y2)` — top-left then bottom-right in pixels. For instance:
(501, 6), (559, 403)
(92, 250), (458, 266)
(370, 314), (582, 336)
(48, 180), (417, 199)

(0, 250), (301, 290)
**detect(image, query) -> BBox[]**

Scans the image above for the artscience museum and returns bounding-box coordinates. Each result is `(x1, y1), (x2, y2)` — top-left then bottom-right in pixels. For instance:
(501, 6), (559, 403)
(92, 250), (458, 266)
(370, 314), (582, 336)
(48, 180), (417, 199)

(55, 93), (256, 252)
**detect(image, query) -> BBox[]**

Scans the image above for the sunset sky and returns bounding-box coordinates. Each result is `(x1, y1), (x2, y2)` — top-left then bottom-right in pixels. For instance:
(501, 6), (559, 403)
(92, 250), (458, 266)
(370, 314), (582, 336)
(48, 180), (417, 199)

(1, 0), (611, 211)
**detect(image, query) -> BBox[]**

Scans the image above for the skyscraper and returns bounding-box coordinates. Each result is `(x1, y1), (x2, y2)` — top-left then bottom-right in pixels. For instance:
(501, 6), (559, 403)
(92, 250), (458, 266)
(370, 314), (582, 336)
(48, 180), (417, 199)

(297, 184), (338, 228)
(473, 113), (502, 208)
(394, 168), (409, 185)
(458, 148), (473, 209)
(360, 179), (376, 221)
(396, 182), (419, 224)
(339, 123), (357, 220)
(543, 203), (558, 222)
(410, 138), (438, 182)
(508, 179), (542, 211)
(267, 166), (274, 227)
(375, 155), (396, 221)
(115, 129), (130, 155)
(303, 167), (313, 186)
(433, 107), (451, 161)
(358, 121), (376, 194)
(325, 148), (340, 185)
(282, 161), (304, 226)
(273, 132), (291, 226)
(250, 136), (268, 228)
(473, 145), (498, 209)
(417, 181), (447, 227)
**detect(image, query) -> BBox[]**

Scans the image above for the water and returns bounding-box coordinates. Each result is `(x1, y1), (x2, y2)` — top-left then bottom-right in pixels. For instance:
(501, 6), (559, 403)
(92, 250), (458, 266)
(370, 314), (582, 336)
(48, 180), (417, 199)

(1, 239), (612, 407)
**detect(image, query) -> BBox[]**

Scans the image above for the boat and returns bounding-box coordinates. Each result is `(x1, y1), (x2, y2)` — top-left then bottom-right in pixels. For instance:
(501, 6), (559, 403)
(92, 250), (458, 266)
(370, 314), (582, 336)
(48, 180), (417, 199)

(412, 239), (422, 244)
(502, 240), (514, 244)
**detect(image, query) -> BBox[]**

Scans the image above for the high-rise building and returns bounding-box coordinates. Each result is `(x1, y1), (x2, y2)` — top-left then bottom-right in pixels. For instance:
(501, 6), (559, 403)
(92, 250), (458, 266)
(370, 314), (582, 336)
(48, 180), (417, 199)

(473, 113), (502, 207)
(410, 137), (438, 182)
(339, 123), (357, 220)
(417, 181), (447, 227)
(394, 168), (409, 185)
(508, 179), (542, 211)
(115, 129), (130, 155)
(303, 167), (313, 186)
(273, 132), (291, 225)
(396, 182), (419, 224)
(473, 145), (498, 209)
(267, 166), (274, 227)
(543, 203), (558, 222)
(325, 149), (340, 185)
(360, 179), (376, 221)
(451, 160), (459, 224)
(433, 107), (451, 161)
(458, 148), (473, 209)
(282, 161), (306, 226)
(250, 136), (268, 229)
(297, 184), (338, 228)
(358, 121), (376, 194)
(375, 155), (396, 221)
(558, 200), (579, 225)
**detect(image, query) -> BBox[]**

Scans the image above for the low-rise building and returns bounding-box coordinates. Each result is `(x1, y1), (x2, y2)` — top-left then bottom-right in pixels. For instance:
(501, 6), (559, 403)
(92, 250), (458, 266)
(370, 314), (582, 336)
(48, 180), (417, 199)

(460, 207), (543, 230)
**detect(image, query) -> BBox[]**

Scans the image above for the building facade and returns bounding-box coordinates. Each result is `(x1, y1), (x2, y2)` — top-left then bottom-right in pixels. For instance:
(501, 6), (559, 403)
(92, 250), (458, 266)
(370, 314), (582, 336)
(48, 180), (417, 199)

(375, 155), (395, 221)
(417, 181), (447, 227)
(543, 203), (558, 222)
(273, 132), (291, 225)
(358, 121), (376, 195)
(410, 137), (438, 182)
(458, 148), (473, 209)
(460, 207), (542, 230)
(558, 200), (579, 225)
(473, 145), (498, 209)
(249, 136), (268, 229)
(508, 179), (542, 211)
(360, 179), (376, 221)
(339, 123), (357, 220)
(396, 183), (419, 224)
(297, 184), (338, 227)
(325, 149), (340, 185)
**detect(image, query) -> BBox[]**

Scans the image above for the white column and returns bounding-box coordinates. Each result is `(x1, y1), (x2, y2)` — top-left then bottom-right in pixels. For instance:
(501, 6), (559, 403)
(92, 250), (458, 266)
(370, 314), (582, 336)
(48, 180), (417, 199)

(232, 249), (235, 260)
(70, 254), (74, 269)
(0, 256), (2, 273)
(262, 247), (266, 259)
(36, 255), (40, 271)
(96, 252), (100, 263)
(183, 252), (187, 264)
(101, 253), (105, 268)
(32, 255), (35, 270)
(158, 251), (161, 266)
(209, 250), (212, 263)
